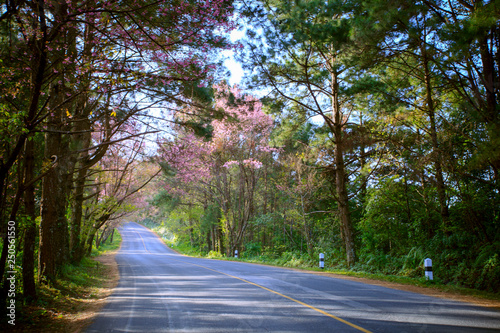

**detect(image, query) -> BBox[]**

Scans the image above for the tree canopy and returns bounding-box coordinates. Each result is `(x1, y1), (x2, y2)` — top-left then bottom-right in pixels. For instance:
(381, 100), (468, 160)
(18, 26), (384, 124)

(1, 0), (499, 313)
(148, 0), (499, 292)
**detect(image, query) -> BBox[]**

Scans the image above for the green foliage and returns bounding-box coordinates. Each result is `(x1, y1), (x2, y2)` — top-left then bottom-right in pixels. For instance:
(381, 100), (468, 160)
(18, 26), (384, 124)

(60, 257), (104, 290)
(359, 176), (429, 254)
(169, 240), (204, 257)
(244, 241), (262, 257)
(176, 119), (214, 140)
(206, 250), (224, 259)
(150, 190), (180, 212)
(91, 230), (122, 257)
(424, 234), (500, 293)
(139, 0), (500, 295)
(401, 247), (427, 274)
(200, 204), (221, 233)
(141, 219), (177, 243)
(278, 251), (315, 268)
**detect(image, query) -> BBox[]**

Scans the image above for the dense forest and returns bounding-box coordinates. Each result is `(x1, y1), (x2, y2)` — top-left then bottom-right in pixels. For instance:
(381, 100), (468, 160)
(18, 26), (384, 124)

(0, 0), (498, 316)
(148, 0), (500, 293)
(0, 0), (236, 308)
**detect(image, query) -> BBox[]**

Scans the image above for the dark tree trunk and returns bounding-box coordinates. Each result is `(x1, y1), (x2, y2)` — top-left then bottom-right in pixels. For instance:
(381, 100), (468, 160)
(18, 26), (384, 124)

(22, 138), (37, 299)
(70, 167), (86, 262)
(39, 84), (70, 282)
(331, 69), (356, 267)
(421, 43), (450, 232)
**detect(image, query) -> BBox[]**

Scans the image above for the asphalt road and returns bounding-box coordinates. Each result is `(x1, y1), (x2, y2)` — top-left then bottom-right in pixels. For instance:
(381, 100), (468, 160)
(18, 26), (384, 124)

(86, 222), (500, 332)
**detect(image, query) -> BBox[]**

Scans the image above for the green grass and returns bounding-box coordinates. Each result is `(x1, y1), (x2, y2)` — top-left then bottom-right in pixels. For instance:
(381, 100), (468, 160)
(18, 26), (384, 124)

(3, 230), (122, 332)
(91, 231), (122, 257)
(57, 231), (122, 294)
(168, 241), (204, 257)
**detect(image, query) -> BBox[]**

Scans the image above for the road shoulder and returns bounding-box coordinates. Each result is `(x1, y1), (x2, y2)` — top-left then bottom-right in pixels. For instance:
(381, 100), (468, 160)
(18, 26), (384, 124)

(297, 269), (500, 311)
(69, 250), (120, 333)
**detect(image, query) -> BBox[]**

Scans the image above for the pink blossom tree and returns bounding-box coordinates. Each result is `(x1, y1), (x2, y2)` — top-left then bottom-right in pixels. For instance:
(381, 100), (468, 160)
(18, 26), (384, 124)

(159, 82), (277, 255)
(0, 0), (237, 286)
(80, 127), (161, 258)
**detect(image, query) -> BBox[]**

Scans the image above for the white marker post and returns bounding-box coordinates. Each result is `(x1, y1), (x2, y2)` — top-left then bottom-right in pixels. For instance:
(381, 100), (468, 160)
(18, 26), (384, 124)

(425, 258), (433, 280)
(234, 250), (238, 258)
(319, 253), (324, 269)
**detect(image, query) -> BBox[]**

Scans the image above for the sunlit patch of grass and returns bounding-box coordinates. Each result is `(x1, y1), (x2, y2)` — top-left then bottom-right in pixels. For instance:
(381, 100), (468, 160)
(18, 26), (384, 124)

(58, 257), (108, 298)
(91, 231), (122, 257)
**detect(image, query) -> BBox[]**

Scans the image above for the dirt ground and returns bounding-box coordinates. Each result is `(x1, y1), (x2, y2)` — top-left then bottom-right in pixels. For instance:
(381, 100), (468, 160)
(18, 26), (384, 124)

(307, 270), (500, 311)
(66, 251), (121, 333)
(1, 251), (120, 333)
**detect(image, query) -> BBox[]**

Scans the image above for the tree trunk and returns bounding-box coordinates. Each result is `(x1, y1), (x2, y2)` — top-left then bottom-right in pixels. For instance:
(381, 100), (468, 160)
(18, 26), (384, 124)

(22, 138), (37, 299)
(85, 223), (101, 256)
(0, 159), (24, 304)
(39, 85), (69, 282)
(478, 32), (500, 184)
(421, 43), (450, 231)
(0, 0), (48, 286)
(218, 221), (225, 255)
(70, 123), (91, 263)
(70, 167), (86, 262)
(39, 145), (64, 281)
(206, 230), (211, 252)
(86, 230), (95, 256)
(359, 112), (367, 209)
(331, 69), (356, 267)
(95, 229), (100, 248)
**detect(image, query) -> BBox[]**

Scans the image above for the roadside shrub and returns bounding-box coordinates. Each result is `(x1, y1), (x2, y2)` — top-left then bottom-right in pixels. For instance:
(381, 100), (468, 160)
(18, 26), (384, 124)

(244, 242), (262, 257)
(275, 251), (314, 268)
(400, 247), (426, 277)
(206, 250), (224, 259)
(473, 244), (500, 293)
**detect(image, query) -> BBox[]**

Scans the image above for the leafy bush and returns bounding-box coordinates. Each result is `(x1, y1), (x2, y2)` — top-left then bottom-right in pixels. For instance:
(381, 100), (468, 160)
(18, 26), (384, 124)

(473, 244), (500, 293)
(244, 242), (262, 257)
(207, 250), (224, 259)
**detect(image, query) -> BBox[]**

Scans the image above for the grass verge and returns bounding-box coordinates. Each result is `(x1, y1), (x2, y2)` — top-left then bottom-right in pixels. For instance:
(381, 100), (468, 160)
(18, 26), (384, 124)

(3, 231), (121, 333)
(162, 239), (500, 308)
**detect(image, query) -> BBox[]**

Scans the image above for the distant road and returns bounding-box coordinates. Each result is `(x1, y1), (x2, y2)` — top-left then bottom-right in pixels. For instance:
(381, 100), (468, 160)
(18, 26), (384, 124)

(86, 222), (500, 332)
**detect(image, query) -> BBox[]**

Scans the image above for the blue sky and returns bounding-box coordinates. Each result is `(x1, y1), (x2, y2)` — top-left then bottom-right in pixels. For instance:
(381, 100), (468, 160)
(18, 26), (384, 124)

(223, 29), (246, 86)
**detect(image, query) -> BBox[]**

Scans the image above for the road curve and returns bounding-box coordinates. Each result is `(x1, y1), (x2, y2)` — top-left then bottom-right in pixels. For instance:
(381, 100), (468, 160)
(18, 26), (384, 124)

(86, 222), (500, 332)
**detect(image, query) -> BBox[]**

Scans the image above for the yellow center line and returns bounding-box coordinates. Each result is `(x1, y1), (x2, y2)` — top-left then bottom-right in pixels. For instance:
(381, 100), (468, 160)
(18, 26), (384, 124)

(133, 228), (372, 333)
(187, 262), (373, 333)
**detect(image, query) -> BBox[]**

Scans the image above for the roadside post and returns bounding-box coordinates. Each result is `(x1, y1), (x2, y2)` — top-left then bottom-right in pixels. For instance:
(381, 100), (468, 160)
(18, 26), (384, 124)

(319, 253), (324, 269)
(235, 250), (238, 258)
(425, 258), (433, 280)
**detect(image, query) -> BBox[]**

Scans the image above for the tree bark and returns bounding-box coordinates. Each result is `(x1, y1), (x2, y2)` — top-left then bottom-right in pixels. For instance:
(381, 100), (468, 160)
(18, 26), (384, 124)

(421, 42), (450, 231)
(22, 138), (37, 299)
(69, 117), (92, 262)
(70, 166), (86, 262)
(39, 84), (69, 282)
(331, 68), (356, 267)
(38, 0), (72, 284)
